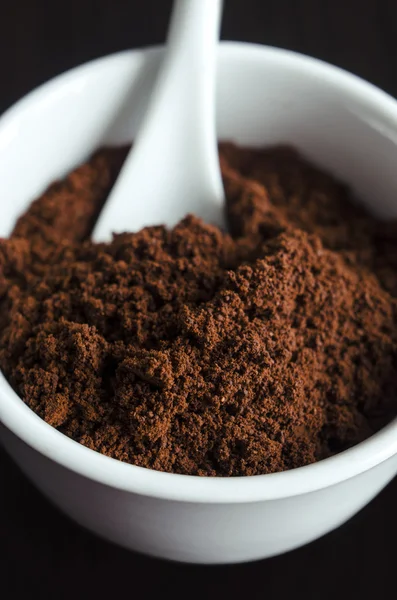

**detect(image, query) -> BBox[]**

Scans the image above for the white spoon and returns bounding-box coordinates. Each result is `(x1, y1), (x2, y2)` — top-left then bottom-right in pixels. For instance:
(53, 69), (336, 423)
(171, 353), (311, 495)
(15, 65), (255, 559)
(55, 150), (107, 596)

(93, 0), (225, 241)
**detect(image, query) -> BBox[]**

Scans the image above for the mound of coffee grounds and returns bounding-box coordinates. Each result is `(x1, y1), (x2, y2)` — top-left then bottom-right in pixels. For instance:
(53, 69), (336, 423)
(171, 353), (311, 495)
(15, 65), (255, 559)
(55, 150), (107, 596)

(1, 143), (397, 476)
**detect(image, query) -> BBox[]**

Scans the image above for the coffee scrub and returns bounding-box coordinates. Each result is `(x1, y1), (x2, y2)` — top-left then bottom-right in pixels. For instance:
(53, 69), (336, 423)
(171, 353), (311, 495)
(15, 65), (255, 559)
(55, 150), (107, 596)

(1, 143), (397, 476)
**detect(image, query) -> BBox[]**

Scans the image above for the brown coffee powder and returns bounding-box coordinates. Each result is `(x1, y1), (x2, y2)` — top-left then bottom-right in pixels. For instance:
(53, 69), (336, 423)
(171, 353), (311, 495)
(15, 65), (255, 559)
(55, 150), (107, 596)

(1, 143), (397, 476)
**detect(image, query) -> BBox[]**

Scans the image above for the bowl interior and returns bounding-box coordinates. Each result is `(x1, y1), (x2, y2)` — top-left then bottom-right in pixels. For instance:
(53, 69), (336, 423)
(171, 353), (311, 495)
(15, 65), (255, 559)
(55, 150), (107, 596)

(2, 43), (397, 240)
(1, 42), (397, 502)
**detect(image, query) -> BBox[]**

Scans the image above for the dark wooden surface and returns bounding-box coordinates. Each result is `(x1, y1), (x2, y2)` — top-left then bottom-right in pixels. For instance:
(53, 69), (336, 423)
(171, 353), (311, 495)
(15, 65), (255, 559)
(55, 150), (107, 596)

(1, 1), (396, 597)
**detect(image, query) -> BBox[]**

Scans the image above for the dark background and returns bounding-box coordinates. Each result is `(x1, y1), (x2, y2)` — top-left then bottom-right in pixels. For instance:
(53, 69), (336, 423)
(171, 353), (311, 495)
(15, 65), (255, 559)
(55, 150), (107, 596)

(1, 0), (396, 598)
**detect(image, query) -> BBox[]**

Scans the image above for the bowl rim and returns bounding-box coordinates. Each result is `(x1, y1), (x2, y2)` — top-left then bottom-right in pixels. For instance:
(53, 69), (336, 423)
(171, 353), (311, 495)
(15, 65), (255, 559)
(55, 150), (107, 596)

(1, 41), (397, 504)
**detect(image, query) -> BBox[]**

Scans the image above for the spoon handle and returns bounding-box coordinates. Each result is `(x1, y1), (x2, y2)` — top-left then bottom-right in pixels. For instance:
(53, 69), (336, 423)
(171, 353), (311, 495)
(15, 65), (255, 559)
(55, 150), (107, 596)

(93, 0), (224, 240)
(166, 0), (223, 75)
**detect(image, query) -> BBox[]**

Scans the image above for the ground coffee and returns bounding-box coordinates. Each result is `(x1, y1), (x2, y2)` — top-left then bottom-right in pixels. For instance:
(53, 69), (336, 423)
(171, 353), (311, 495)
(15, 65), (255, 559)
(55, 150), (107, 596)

(1, 143), (397, 476)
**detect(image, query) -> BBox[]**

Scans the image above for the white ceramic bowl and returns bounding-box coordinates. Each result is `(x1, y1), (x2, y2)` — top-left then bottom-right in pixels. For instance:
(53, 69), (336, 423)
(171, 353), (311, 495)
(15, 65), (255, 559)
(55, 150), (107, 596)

(1, 42), (397, 565)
